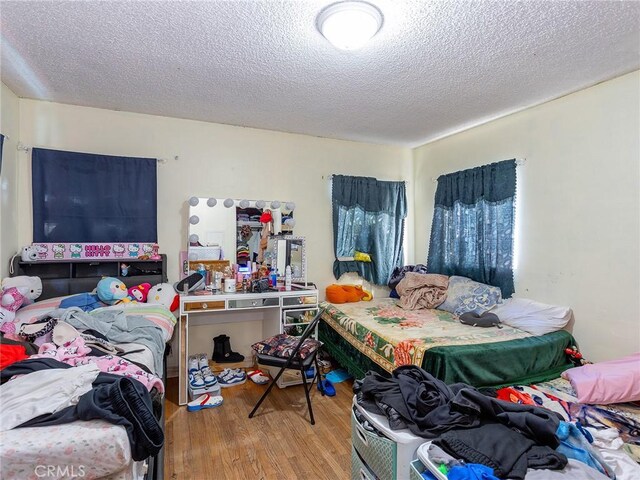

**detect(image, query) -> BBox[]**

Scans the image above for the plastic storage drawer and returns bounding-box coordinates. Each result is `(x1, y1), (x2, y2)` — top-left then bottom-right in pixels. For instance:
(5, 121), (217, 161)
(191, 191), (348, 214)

(410, 459), (425, 480)
(351, 447), (378, 480)
(351, 408), (396, 480)
(352, 397), (426, 480)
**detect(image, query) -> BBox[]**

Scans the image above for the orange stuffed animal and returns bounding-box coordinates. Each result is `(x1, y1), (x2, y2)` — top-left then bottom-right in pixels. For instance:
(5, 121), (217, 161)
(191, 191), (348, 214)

(325, 284), (373, 303)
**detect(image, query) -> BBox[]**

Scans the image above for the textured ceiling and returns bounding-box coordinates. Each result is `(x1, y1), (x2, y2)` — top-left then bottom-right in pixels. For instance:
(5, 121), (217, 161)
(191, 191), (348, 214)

(1, 1), (639, 146)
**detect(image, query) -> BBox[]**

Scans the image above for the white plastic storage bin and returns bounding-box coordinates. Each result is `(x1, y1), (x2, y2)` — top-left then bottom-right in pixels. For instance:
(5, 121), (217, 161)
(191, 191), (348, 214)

(416, 442), (448, 479)
(352, 396), (426, 480)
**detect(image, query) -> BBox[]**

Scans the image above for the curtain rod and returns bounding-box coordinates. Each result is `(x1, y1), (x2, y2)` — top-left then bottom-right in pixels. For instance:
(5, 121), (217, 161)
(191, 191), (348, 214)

(15, 142), (176, 164)
(325, 174), (409, 184)
(431, 158), (526, 183)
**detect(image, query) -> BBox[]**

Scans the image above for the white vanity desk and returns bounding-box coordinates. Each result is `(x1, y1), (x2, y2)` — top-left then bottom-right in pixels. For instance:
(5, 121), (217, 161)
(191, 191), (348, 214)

(177, 287), (318, 405)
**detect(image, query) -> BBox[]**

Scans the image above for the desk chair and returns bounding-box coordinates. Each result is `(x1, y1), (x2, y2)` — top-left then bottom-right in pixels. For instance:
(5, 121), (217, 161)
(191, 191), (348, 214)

(248, 311), (325, 424)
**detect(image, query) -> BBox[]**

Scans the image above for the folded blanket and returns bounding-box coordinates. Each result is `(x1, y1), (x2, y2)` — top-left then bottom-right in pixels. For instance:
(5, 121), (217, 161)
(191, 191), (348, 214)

(396, 272), (449, 310)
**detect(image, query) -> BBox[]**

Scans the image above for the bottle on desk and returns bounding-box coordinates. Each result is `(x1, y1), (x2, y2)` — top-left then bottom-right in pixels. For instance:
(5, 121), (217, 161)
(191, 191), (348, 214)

(285, 265), (292, 291)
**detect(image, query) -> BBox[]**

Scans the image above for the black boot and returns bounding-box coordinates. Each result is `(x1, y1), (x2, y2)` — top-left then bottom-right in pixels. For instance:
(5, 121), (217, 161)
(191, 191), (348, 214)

(212, 334), (227, 362)
(212, 334), (244, 363)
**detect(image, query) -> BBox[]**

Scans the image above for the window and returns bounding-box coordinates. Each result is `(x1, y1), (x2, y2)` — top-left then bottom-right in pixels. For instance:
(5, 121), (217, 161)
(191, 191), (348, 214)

(427, 159), (516, 297)
(32, 148), (157, 243)
(332, 174), (407, 285)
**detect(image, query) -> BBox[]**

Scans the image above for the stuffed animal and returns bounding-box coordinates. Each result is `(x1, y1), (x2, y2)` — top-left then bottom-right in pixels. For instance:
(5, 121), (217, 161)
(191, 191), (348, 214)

(0, 287), (27, 324)
(96, 277), (128, 305)
(1, 276), (43, 305)
(147, 283), (179, 311)
(127, 283), (152, 302)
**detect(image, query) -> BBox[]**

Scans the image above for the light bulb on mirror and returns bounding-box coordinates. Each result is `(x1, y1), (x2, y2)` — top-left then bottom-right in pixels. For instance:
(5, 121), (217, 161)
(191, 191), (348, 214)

(188, 196), (199, 206)
(255, 200), (266, 209)
(207, 198), (217, 207)
(239, 199), (250, 209)
(189, 215), (200, 225)
(189, 234), (199, 244)
(270, 200), (281, 209)
(285, 202), (295, 211)
(223, 198), (234, 208)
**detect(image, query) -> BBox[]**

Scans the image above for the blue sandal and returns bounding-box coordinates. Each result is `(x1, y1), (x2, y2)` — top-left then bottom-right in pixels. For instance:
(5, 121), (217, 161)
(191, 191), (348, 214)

(318, 379), (336, 397)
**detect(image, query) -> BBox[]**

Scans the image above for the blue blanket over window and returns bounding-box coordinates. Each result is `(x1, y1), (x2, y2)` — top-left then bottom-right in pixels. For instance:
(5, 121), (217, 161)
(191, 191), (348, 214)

(32, 148), (157, 243)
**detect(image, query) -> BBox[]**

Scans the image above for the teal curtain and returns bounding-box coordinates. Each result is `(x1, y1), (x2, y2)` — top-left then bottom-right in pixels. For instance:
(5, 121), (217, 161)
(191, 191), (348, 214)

(427, 159), (516, 297)
(332, 175), (407, 285)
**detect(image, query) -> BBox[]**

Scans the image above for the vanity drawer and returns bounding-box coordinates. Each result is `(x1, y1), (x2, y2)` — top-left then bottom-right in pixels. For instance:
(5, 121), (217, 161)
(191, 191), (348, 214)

(282, 307), (319, 325)
(184, 300), (225, 312)
(282, 295), (317, 307)
(228, 297), (279, 309)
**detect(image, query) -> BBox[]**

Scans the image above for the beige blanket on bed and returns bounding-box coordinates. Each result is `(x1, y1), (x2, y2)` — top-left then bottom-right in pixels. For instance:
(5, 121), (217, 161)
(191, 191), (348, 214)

(396, 272), (449, 310)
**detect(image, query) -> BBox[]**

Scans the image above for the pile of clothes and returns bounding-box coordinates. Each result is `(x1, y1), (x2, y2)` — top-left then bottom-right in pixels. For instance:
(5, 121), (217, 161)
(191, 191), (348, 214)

(354, 365), (618, 479)
(0, 306), (166, 461)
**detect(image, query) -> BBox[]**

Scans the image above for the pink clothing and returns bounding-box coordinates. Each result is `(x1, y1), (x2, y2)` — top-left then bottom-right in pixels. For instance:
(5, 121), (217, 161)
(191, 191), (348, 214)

(32, 337), (164, 393)
(33, 337), (91, 360)
(66, 355), (164, 393)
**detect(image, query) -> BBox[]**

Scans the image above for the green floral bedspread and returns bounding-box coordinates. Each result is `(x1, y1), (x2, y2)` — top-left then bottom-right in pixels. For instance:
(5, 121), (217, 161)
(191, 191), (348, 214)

(321, 298), (531, 372)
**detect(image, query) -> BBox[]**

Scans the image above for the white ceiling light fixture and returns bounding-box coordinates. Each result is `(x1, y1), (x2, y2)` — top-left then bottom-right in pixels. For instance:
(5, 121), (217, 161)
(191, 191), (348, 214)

(317, 1), (383, 51)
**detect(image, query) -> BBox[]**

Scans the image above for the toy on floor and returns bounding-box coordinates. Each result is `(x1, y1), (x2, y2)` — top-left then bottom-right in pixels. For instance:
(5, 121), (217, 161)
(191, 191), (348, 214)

(96, 277), (128, 305)
(147, 283), (179, 311)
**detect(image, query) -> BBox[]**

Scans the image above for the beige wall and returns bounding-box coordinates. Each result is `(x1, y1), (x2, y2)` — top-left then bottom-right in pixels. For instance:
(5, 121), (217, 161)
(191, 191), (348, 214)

(17, 100), (413, 289)
(413, 71), (640, 362)
(0, 83), (20, 278)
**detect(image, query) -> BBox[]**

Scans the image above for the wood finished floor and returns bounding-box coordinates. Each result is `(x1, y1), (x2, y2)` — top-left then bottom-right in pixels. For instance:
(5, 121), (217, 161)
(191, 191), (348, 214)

(163, 376), (353, 479)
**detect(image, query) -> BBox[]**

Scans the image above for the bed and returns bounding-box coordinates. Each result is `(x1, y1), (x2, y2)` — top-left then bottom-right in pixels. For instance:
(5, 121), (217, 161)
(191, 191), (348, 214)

(0, 258), (172, 480)
(319, 297), (575, 387)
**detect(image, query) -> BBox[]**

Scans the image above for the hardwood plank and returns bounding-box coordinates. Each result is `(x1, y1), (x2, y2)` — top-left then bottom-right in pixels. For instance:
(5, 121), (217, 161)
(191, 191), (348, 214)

(164, 375), (353, 479)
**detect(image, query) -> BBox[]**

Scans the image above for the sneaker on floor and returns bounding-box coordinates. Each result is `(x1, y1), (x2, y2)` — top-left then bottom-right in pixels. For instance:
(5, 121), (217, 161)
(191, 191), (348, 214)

(188, 355), (200, 373)
(189, 370), (205, 389)
(198, 354), (218, 387)
(217, 369), (246, 388)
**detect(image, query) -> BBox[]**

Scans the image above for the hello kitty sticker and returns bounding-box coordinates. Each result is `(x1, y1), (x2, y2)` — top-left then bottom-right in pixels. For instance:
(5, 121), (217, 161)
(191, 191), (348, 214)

(27, 243), (159, 260)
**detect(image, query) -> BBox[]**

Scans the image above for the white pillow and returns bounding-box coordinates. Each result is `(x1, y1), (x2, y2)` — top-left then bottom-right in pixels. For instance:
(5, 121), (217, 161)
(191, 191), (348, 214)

(490, 297), (573, 336)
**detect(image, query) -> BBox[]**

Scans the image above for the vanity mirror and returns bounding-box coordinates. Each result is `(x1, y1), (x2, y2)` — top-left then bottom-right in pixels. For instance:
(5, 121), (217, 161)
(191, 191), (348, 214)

(186, 197), (295, 272)
(268, 236), (307, 284)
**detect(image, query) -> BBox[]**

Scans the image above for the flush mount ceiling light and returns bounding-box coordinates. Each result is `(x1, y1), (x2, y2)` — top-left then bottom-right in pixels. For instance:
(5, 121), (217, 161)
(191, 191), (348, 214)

(317, 1), (383, 51)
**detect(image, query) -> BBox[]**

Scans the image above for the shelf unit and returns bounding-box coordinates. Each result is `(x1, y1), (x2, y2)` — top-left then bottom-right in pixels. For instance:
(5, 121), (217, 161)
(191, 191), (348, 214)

(11, 255), (167, 299)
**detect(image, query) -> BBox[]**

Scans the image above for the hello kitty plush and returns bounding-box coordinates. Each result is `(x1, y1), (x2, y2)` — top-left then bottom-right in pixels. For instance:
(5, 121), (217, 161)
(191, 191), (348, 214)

(2, 276), (43, 305)
(0, 287), (26, 324)
(147, 283), (179, 311)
